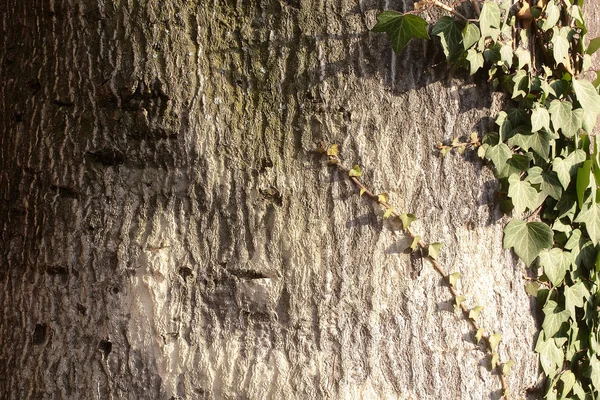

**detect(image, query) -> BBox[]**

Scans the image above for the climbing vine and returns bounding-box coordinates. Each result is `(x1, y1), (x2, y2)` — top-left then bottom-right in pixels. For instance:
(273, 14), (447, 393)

(367, 0), (600, 398)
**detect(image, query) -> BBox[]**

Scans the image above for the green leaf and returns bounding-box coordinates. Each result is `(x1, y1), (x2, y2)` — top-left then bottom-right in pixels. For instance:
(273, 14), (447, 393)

(515, 47), (531, 70)
(574, 201), (600, 245)
(462, 22), (480, 50)
(359, 188), (366, 197)
(428, 242), (443, 260)
(549, 100), (574, 136)
(448, 272), (461, 287)
(485, 143), (512, 170)
(491, 352), (499, 370)
(455, 295), (466, 309)
(502, 360), (515, 376)
(538, 248), (571, 286)
(508, 129), (553, 159)
(372, 12), (430, 54)
(377, 193), (389, 203)
(476, 328), (485, 343)
(400, 213), (417, 230)
(383, 207), (395, 219)
(500, 44), (513, 68)
(466, 48), (484, 75)
(480, 1), (502, 40)
(489, 333), (502, 352)
(408, 235), (421, 252)
(535, 334), (564, 378)
(591, 355), (600, 392)
(540, 171), (563, 200)
(503, 220), (554, 266)
(559, 370), (576, 399)
(531, 106), (550, 132)
(349, 165), (361, 177)
(469, 305), (483, 322)
(525, 282), (540, 296)
(587, 37), (600, 55)
(542, 301), (570, 339)
(542, 0), (561, 31)
(508, 174), (539, 215)
(564, 281), (589, 319)
(576, 160), (592, 208)
(573, 78), (600, 116)
(432, 16), (464, 60)
(327, 144), (338, 156)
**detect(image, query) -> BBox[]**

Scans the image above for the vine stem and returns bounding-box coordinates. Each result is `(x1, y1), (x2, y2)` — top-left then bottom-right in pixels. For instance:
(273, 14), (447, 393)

(324, 150), (511, 399)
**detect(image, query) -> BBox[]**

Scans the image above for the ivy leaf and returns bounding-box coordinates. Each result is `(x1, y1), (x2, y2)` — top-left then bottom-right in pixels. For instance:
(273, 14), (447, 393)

(400, 213), (417, 230)
(574, 201), (600, 245)
(525, 282), (540, 296)
(455, 295), (466, 310)
(491, 353), (499, 370)
(448, 272), (461, 287)
(383, 207), (395, 219)
(500, 44), (513, 68)
(576, 160), (592, 208)
(489, 333), (502, 352)
(535, 335), (564, 378)
(480, 1), (502, 40)
(502, 360), (515, 376)
(503, 220), (554, 266)
(408, 235), (421, 252)
(508, 174), (539, 215)
(485, 143), (512, 170)
(372, 12), (430, 54)
(349, 165), (361, 177)
(587, 37), (600, 55)
(377, 193), (389, 203)
(591, 356), (600, 392)
(327, 144), (338, 156)
(538, 248), (571, 286)
(462, 22), (480, 49)
(476, 328), (485, 343)
(428, 242), (443, 260)
(542, 0), (560, 31)
(531, 106), (550, 132)
(564, 281), (589, 319)
(573, 78), (600, 116)
(552, 158), (571, 190)
(515, 47), (531, 70)
(469, 305), (483, 322)
(549, 100), (574, 136)
(559, 370), (576, 399)
(466, 48), (484, 75)
(432, 16), (464, 60)
(359, 188), (366, 197)
(542, 300), (570, 339)
(508, 129), (553, 159)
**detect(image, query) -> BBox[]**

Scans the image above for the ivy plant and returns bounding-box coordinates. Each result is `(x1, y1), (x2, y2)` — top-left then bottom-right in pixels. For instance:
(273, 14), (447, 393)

(373, 0), (600, 397)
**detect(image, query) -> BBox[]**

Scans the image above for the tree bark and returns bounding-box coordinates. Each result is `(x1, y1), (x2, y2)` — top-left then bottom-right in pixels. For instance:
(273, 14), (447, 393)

(1, 0), (598, 399)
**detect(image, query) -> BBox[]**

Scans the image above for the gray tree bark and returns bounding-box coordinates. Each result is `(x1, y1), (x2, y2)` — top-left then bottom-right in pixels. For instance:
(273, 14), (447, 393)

(1, 0), (598, 399)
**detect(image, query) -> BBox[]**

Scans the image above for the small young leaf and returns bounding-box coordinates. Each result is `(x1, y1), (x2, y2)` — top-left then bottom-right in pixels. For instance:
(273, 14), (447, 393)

(448, 272), (461, 287)
(525, 282), (540, 296)
(383, 207), (395, 219)
(400, 213), (417, 230)
(455, 295), (466, 309)
(491, 352), (500, 369)
(377, 193), (389, 204)
(359, 188), (366, 197)
(428, 242), (443, 260)
(372, 12), (430, 54)
(327, 144), (339, 157)
(349, 165), (361, 177)
(469, 306), (484, 322)
(501, 360), (515, 376)
(476, 328), (485, 343)
(489, 333), (502, 353)
(408, 235), (421, 252)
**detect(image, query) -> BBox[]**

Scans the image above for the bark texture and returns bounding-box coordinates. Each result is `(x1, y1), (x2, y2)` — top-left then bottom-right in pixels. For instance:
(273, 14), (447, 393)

(1, 0), (598, 399)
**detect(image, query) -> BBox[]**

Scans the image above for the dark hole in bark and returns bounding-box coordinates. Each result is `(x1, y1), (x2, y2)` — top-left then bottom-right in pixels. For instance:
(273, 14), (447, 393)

(178, 267), (193, 279)
(32, 323), (47, 345)
(99, 340), (112, 358)
(111, 286), (120, 294)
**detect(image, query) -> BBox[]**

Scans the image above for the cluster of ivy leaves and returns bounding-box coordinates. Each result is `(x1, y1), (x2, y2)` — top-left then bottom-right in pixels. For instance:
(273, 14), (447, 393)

(373, 0), (600, 398)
